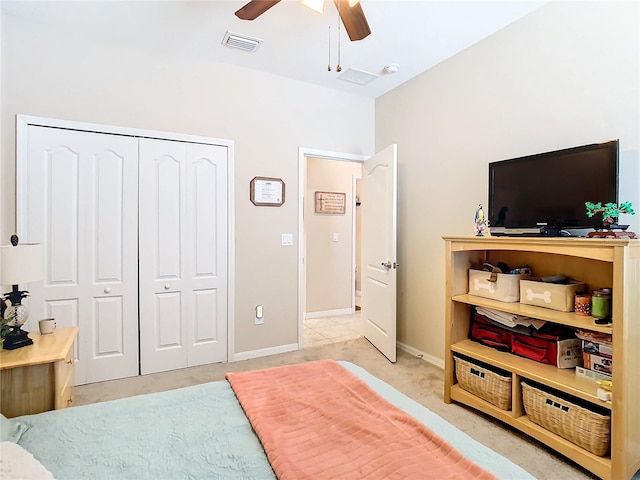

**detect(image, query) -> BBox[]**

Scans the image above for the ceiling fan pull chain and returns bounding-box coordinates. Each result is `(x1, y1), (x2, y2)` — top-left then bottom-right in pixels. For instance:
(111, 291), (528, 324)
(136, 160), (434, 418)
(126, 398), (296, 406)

(328, 26), (332, 71)
(336, 0), (342, 72)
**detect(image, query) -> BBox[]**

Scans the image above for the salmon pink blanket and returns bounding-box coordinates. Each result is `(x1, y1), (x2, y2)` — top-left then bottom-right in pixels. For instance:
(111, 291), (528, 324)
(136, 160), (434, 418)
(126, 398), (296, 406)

(226, 359), (497, 480)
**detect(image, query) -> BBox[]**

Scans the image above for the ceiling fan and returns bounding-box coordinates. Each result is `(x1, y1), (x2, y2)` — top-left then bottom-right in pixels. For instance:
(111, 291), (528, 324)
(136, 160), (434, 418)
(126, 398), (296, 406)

(234, 0), (371, 41)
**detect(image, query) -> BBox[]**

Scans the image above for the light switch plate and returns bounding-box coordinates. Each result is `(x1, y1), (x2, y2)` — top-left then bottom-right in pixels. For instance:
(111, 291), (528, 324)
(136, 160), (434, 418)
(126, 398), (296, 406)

(282, 234), (293, 246)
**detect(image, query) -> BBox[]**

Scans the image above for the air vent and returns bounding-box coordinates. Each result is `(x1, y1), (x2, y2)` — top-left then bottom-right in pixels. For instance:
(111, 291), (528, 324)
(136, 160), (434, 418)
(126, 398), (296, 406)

(222, 31), (263, 52)
(337, 68), (379, 86)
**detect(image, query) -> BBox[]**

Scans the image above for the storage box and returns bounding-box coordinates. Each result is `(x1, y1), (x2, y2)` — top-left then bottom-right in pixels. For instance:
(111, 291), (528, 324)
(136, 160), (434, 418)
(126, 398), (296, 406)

(469, 314), (512, 351)
(583, 352), (613, 375)
(582, 339), (612, 359)
(512, 334), (582, 368)
(454, 355), (512, 410)
(470, 313), (582, 368)
(522, 382), (611, 456)
(519, 279), (586, 312)
(468, 270), (531, 303)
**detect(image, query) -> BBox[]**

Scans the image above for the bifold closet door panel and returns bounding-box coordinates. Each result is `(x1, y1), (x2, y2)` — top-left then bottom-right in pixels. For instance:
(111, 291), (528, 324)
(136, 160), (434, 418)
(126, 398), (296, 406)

(138, 138), (228, 375)
(20, 126), (139, 385)
(187, 142), (228, 368)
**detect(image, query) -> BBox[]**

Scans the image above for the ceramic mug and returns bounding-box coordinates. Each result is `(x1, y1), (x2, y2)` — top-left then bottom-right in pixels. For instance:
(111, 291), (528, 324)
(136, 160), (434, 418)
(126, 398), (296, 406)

(39, 318), (56, 335)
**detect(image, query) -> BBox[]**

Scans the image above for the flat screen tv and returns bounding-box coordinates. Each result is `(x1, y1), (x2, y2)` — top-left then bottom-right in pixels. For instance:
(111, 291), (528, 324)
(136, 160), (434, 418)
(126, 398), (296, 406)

(488, 140), (619, 236)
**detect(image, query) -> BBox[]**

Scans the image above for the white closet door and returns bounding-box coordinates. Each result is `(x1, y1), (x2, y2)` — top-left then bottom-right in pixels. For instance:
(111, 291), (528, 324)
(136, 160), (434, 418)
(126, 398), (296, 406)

(139, 138), (227, 374)
(21, 126), (139, 385)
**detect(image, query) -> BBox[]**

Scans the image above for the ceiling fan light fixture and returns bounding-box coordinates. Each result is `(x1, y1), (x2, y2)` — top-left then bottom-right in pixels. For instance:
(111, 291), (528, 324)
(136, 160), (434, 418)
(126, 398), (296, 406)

(301, 0), (324, 14)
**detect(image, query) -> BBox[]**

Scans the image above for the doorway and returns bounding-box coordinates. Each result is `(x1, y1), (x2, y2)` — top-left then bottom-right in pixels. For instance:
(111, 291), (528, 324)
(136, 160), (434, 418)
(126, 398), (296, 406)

(298, 147), (367, 348)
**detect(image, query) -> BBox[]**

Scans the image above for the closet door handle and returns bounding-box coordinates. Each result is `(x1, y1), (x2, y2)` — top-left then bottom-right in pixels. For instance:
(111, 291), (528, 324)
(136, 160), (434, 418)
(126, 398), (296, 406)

(164, 284), (171, 290)
(104, 287), (111, 294)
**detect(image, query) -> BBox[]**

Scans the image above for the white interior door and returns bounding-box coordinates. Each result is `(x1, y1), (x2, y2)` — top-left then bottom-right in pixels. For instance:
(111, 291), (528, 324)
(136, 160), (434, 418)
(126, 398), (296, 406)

(361, 144), (398, 362)
(21, 125), (139, 384)
(139, 138), (227, 374)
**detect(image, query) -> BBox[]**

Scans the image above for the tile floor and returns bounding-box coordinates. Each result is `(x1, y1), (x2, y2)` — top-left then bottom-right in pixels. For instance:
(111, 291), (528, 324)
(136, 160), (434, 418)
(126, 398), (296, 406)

(304, 311), (362, 348)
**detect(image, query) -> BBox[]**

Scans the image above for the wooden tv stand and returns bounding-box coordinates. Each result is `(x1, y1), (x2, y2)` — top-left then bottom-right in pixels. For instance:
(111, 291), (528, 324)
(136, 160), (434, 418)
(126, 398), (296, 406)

(443, 236), (639, 480)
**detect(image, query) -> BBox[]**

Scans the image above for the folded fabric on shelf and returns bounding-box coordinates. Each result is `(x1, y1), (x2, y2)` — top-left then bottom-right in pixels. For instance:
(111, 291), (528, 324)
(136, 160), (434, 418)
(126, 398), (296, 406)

(476, 307), (546, 331)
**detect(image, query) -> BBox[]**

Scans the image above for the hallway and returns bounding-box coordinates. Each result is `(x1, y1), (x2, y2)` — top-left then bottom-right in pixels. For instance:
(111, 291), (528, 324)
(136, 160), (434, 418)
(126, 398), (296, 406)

(303, 311), (362, 348)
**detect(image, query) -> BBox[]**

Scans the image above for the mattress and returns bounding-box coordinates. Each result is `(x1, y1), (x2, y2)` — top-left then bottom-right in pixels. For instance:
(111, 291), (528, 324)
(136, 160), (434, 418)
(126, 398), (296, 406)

(7, 361), (534, 479)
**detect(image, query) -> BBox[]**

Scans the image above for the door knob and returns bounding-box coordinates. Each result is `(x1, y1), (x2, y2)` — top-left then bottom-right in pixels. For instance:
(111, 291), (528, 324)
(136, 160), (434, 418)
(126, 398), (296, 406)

(104, 287), (111, 294)
(381, 261), (392, 269)
(164, 284), (171, 290)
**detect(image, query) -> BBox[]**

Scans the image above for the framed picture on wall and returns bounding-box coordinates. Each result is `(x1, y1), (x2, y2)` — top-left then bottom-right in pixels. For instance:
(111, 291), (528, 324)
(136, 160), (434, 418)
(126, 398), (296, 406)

(250, 176), (285, 206)
(315, 191), (346, 214)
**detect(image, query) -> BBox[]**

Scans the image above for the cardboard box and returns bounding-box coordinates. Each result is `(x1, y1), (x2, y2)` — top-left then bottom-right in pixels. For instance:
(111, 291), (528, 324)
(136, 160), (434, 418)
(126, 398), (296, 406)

(576, 366), (612, 382)
(583, 352), (613, 375)
(519, 279), (586, 312)
(468, 270), (531, 303)
(582, 339), (613, 359)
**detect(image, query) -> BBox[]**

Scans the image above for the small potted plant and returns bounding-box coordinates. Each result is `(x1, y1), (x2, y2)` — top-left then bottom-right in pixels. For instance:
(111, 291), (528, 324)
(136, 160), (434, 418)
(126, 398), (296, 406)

(585, 201), (636, 238)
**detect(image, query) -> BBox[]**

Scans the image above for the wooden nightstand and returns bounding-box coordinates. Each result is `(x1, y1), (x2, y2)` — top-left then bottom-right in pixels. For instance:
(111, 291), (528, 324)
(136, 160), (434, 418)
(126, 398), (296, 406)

(0, 326), (78, 418)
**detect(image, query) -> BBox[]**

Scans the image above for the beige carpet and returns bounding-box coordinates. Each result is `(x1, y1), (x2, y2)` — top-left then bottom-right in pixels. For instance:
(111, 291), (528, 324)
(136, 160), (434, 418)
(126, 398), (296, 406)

(76, 338), (599, 480)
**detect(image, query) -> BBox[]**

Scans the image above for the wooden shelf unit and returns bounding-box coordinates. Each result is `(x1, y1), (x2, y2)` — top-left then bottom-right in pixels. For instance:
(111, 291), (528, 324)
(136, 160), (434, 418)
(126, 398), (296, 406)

(443, 236), (640, 480)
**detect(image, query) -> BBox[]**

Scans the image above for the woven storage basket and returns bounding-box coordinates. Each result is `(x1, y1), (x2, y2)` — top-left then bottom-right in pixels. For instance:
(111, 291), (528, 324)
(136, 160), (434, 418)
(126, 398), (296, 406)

(454, 356), (512, 410)
(521, 382), (611, 456)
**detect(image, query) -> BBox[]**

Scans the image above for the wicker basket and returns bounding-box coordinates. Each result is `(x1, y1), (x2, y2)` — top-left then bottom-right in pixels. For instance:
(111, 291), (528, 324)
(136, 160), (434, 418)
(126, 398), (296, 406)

(454, 356), (512, 410)
(521, 382), (611, 456)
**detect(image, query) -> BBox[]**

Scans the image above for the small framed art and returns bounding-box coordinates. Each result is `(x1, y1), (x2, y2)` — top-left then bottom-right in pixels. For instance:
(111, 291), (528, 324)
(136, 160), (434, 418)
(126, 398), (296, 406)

(315, 191), (346, 214)
(250, 176), (285, 207)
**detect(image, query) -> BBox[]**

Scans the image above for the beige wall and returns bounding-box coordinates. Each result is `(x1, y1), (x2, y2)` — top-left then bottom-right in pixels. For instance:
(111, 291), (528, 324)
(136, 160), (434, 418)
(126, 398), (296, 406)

(376, 1), (640, 363)
(305, 157), (362, 314)
(0, 12), (374, 355)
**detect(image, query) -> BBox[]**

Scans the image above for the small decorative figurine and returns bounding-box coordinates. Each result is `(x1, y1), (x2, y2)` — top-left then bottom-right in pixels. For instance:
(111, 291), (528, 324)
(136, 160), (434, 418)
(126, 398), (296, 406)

(474, 203), (488, 237)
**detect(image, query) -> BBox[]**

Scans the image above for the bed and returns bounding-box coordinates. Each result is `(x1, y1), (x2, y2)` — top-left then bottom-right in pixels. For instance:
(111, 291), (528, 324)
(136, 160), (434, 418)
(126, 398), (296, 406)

(1, 360), (534, 479)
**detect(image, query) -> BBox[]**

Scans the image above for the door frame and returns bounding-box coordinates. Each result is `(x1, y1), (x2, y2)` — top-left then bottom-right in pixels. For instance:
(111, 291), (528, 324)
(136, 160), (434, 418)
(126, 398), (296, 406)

(297, 147), (368, 348)
(16, 114), (236, 362)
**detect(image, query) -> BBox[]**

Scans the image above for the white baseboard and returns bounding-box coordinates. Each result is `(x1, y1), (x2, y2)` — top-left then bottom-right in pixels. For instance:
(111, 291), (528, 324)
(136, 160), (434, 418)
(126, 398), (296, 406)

(232, 339), (443, 369)
(305, 308), (353, 319)
(233, 343), (299, 362)
(397, 341), (444, 370)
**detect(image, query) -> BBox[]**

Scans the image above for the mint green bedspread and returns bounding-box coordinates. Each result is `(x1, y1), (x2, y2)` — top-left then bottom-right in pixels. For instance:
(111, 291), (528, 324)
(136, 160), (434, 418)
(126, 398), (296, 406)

(10, 362), (534, 479)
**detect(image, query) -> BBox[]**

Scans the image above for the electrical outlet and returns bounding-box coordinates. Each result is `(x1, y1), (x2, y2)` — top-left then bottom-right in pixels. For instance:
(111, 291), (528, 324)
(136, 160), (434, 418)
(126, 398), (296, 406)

(255, 305), (264, 325)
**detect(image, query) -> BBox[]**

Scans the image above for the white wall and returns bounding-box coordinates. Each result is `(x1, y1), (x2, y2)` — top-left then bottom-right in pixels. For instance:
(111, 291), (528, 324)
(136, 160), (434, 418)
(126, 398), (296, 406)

(0, 9), (4, 245)
(305, 157), (362, 314)
(376, 1), (639, 361)
(0, 12), (375, 355)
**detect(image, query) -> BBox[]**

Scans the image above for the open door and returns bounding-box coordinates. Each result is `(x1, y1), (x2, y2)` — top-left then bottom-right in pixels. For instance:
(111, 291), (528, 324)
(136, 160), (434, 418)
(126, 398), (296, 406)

(361, 144), (398, 362)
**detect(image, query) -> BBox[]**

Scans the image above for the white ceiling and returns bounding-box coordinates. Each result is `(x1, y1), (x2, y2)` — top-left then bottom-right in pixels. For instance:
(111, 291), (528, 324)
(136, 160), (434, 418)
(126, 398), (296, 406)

(1, 0), (546, 98)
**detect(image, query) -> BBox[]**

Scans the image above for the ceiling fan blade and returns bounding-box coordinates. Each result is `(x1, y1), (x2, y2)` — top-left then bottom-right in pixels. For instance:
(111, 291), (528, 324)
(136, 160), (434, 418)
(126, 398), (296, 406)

(235, 0), (282, 20)
(333, 0), (371, 41)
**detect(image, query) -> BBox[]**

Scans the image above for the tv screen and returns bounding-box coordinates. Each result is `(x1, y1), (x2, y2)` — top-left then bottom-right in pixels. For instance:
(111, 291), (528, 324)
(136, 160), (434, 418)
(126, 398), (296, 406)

(489, 140), (619, 234)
